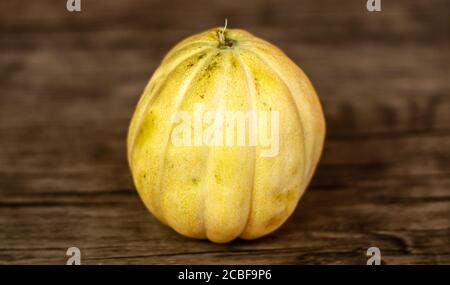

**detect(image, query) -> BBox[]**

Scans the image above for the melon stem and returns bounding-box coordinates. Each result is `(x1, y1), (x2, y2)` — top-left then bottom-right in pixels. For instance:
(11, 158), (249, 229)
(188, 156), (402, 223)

(218, 18), (233, 48)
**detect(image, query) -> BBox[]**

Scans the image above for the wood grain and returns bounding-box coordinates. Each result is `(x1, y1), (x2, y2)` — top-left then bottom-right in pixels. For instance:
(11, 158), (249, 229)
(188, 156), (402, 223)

(0, 0), (449, 264)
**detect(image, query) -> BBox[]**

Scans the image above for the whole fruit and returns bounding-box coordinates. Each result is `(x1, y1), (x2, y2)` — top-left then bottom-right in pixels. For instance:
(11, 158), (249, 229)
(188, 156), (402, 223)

(128, 27), (326, 243)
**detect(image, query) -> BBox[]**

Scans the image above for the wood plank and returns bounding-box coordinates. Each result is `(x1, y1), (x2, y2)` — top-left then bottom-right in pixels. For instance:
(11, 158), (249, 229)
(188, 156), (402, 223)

(1, 44), (449, 134)
(1, 175), (448, 264)
(1, 0), (448, 44)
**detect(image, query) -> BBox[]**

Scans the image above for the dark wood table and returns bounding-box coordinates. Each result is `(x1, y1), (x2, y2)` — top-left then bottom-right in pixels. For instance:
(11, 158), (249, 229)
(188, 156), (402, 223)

(0, 0), (449, 264)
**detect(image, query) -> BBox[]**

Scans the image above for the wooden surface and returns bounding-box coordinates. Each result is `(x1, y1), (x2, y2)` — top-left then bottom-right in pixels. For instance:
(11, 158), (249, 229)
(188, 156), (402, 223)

(0, 0), (449, 264)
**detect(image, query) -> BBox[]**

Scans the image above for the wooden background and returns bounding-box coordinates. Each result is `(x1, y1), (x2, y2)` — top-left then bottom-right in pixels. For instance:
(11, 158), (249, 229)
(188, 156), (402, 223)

(0, 0), (449, 264)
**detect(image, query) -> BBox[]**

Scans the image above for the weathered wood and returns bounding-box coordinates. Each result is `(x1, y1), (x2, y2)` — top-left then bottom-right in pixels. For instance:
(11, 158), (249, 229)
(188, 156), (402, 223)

(0, 0), (449, 264)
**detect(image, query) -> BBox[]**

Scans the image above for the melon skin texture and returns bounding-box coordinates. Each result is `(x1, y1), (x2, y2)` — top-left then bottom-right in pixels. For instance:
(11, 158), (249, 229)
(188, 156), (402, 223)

(127, 28), (326, 243)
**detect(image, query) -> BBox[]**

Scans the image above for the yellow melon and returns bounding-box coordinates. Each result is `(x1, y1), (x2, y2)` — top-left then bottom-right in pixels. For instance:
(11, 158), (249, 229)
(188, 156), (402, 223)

(127, 26), (326, 243)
